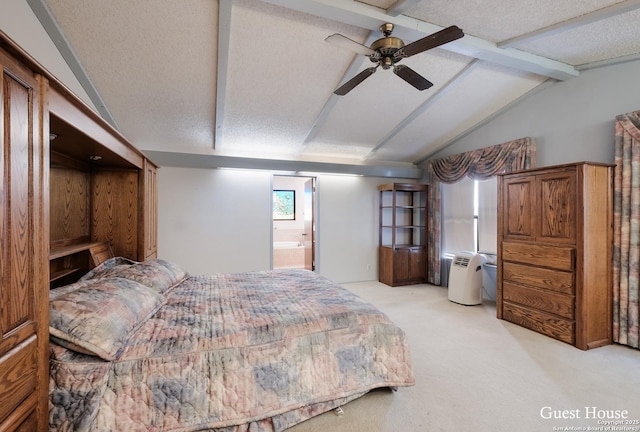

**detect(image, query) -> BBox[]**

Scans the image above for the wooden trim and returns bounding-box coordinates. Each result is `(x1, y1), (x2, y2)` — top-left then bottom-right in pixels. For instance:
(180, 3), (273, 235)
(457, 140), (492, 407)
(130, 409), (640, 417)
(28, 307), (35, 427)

(34, 73), (51, 431)
(496, 161), (614, 177)
(48, 89), (143, 169)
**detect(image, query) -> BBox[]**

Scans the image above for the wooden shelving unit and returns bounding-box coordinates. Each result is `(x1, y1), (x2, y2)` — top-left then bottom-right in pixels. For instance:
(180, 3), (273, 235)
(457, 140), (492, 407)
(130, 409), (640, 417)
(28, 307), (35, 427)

(378, 183), (428, 286)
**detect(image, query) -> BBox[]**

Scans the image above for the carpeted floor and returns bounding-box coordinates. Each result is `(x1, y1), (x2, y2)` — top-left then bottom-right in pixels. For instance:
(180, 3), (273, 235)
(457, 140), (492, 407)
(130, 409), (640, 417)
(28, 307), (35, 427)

(287, 281), (640, 432)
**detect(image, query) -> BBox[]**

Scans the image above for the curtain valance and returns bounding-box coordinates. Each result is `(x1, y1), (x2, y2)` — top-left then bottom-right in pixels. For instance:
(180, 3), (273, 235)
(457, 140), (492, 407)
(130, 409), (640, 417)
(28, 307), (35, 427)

(428, 137), (536, 183)
(424, 137), (536, 286)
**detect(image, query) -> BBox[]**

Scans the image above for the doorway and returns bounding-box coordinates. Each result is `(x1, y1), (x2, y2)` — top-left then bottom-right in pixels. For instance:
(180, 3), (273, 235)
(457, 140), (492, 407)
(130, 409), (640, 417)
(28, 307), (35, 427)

(272, 175), (315, 270)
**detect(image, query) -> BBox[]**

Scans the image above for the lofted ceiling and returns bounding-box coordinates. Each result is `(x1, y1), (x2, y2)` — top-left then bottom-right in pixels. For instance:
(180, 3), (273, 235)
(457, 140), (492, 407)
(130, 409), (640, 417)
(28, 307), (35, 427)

(28, 0), (640, 174)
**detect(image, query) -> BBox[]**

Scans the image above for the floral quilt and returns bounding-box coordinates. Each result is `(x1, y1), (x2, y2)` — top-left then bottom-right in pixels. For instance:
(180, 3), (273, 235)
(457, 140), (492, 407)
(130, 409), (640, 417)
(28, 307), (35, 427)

(49, 267), (414, 431)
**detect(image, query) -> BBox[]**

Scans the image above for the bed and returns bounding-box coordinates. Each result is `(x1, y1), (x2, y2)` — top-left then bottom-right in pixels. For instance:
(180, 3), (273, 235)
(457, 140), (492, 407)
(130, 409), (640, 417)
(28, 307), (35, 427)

(48, 258), (415, 431)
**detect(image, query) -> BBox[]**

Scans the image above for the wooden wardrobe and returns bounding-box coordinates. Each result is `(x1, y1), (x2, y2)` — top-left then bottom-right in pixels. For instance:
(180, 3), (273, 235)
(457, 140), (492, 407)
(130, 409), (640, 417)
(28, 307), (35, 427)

(497, 162), (613, 350)
(0, 31), (158, 431)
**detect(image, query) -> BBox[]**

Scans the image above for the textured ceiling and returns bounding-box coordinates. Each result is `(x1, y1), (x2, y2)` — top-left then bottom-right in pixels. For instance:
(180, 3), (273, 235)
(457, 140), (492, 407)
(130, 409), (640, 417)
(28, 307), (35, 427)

(32, 0), (640, 171)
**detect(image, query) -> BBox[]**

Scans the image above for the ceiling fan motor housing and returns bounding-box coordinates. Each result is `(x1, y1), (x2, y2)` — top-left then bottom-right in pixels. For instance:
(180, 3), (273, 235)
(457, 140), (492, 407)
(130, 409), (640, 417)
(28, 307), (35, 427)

(369, 36), (404, 68)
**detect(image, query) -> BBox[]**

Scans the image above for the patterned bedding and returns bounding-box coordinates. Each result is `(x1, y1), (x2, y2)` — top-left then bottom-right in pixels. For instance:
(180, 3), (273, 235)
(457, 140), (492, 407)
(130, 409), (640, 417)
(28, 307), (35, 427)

(49, 259), (414, 431)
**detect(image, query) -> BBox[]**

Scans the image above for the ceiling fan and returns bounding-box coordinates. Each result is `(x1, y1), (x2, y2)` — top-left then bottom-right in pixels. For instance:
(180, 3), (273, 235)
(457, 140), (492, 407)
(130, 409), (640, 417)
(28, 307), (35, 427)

(326, 23), (464, 96)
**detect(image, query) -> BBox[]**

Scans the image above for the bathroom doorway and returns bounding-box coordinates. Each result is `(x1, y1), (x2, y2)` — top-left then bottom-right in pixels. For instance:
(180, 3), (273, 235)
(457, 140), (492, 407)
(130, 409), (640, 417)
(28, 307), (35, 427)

(272, 175), (315, 270)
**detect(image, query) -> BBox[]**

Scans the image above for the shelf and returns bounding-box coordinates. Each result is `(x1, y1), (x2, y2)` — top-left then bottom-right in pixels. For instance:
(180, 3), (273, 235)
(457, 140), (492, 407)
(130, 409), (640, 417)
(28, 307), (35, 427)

(50, 242), (105, 260)
(49, 267), (82, 282)
(49, 241), (112, 286)
(378, 183), (428, 192)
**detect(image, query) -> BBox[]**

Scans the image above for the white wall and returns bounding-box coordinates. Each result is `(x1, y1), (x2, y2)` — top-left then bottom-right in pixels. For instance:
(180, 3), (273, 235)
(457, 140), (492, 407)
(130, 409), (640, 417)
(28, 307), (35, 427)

(157, 167), (273, 274)
(315, 175), (385, 283)
(158, 167), (408, 283)
(424, 60), (640, 168)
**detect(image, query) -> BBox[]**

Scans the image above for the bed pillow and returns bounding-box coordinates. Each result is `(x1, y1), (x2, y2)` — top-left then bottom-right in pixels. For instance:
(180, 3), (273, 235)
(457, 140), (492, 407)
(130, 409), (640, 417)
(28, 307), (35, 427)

(79, 256), (137, 281)
(80, 258), (188, 294)
(110, 259), (188, 294)
(49, 277), (165, 361)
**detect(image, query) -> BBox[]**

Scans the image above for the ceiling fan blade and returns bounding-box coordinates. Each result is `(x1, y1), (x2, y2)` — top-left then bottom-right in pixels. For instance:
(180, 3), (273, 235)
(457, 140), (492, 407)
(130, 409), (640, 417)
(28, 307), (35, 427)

(325, 33), (376, 56)
(334, 67), (377, 95)
(401, 25), (464, 57)
(393, 65), (433, 91)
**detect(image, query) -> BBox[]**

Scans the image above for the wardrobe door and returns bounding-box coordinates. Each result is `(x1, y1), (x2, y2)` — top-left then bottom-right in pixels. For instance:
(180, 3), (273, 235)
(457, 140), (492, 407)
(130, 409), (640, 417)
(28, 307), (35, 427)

(0, 51), (49, 431)
(501, 175), (535, 241)
(139, 158), (158, 260)
(535, 168), (576, 244)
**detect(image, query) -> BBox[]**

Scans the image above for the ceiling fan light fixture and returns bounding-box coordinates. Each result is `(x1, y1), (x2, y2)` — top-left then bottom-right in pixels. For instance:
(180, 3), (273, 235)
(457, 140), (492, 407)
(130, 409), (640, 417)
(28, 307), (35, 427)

(381, 57), (394, 69)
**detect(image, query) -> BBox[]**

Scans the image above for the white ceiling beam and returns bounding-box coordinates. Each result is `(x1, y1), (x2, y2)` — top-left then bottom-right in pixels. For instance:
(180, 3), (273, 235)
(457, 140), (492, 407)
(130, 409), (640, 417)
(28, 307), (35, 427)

(144, 150), (422, 178)
(258, 0), (578, 80)
(214, 0), (233, 150)
(499, 0), (640, 48)
(27, 0), (120, 130)
(299, 31), (377, 149)
(578, 51), (640, 71)
(387, 0), (422, 17)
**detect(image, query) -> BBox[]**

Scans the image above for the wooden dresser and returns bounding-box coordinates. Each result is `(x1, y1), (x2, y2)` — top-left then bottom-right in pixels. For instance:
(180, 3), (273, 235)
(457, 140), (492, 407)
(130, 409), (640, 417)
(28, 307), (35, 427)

(0, 31), (158, 431)
(497, 162), (613, 350)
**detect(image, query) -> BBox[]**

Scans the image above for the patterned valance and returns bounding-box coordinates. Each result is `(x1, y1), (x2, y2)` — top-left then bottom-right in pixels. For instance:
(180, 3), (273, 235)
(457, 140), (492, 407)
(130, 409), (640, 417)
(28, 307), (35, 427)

(428, 137), (536, 183)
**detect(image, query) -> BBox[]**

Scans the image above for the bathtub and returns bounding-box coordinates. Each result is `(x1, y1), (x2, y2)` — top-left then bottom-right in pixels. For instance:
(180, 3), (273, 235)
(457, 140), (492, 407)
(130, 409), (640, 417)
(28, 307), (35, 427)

(273, 241), (302, 249)
(273, 241), (305, 269)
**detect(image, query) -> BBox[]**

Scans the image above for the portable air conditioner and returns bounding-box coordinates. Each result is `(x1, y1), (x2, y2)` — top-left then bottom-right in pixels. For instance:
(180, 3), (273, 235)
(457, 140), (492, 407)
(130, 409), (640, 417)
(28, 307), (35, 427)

(448, 252), (485, 305)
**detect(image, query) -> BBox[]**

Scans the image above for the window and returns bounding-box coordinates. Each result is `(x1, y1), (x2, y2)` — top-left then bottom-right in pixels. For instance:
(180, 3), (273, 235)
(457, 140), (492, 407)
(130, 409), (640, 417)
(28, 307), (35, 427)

(441, 177), (497, 255)
(476, 177), (497, 253)
(273, 190), (295, 220)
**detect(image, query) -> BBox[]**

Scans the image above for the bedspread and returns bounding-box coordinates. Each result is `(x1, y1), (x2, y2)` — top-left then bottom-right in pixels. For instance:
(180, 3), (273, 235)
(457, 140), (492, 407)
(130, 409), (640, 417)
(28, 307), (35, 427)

(49, 269), (414, 431)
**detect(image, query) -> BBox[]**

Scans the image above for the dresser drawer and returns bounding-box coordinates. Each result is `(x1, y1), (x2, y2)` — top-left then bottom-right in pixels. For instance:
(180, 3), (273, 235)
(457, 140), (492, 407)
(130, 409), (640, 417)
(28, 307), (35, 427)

(503, 282), (574, 319)
(0, 393), (38, 432)
(502, 261), (574, 295)
(503, 302), (574, 345)
(502, 241), (574, 271)
(0, 336), (37, 425)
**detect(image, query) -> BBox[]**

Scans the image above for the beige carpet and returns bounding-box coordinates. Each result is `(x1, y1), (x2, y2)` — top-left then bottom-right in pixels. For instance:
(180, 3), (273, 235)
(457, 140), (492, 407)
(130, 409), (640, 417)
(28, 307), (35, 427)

(287, 281), (640, 432)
